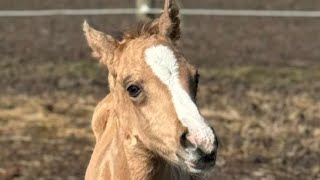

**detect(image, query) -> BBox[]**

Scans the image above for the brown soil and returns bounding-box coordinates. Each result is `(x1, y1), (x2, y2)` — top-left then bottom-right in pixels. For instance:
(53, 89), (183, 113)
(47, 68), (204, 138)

(0, 1), (320, 180)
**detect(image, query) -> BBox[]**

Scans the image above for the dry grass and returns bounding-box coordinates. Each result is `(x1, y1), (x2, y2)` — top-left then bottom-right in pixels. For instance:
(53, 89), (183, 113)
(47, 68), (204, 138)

(1, 65), (319, 180)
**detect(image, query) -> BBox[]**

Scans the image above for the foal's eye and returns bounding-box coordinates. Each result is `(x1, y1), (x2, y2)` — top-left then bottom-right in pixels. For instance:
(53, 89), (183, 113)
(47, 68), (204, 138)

(127, 85), (141, 97)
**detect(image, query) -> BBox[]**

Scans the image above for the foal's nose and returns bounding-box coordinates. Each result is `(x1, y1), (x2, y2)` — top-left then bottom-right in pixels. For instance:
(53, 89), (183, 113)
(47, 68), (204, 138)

(180, 128), (218, 155)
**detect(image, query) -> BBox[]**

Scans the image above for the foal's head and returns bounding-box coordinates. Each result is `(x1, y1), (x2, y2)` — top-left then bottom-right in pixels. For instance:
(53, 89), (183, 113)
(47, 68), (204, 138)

(84, 0), (218, 174)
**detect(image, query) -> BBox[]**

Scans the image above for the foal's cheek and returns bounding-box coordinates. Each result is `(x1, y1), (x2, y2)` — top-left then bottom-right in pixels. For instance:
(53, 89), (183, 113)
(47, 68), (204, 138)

(91, 100), (113, 140)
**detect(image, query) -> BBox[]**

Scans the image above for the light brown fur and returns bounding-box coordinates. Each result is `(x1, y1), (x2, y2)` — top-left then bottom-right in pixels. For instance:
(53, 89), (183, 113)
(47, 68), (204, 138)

(83, 0), (216, 179)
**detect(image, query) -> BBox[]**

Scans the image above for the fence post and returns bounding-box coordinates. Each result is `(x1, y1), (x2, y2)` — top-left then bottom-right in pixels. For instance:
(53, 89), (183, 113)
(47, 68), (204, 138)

(136, 0), (155, 20)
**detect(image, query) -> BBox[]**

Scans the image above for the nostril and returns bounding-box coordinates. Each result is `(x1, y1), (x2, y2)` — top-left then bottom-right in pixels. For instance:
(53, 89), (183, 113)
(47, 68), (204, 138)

(180, 130), (188, 147)
(180, 130), (195, 149)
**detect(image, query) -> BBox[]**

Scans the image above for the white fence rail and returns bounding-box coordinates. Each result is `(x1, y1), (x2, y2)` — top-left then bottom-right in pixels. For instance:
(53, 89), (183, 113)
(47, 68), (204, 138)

(1, 8), (320, 17)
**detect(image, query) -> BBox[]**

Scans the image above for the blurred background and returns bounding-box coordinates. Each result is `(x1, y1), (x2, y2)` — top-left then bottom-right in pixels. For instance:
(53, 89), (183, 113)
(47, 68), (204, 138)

(0, 0), (320, 180)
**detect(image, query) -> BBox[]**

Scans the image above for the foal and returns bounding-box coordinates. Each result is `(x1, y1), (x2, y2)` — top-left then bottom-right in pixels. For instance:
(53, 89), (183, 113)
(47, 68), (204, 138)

(83, 0), (218, 179)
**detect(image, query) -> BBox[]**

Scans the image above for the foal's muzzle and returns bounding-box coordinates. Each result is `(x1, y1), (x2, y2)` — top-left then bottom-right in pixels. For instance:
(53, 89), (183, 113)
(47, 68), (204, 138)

(179, 128), (219, 173)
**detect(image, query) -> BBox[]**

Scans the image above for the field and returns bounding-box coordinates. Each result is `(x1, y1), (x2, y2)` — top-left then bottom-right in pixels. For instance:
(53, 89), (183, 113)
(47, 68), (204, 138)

(1, 1), (320, 180)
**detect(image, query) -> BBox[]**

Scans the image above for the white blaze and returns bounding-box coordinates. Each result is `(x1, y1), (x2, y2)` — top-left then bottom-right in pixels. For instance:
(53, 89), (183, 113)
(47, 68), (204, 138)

(145, 45), (215, 153)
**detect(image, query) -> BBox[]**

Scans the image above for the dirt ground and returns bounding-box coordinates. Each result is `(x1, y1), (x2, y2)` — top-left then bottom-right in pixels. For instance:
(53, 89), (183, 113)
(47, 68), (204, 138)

(1, 1), (320, 180)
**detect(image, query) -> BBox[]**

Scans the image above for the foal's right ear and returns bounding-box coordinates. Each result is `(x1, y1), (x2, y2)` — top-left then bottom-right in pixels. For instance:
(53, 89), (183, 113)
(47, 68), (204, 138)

(83, 21), (118, 65)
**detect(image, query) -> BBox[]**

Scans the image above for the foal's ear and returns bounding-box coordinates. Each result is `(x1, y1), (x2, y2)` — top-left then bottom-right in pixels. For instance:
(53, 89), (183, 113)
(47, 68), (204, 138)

(83, 21), (118, 65)
(158, 0), (180, 41)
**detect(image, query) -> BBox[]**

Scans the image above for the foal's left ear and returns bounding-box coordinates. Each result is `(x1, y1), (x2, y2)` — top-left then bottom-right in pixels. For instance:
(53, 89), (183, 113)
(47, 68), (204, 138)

(158, 0), (180, 41)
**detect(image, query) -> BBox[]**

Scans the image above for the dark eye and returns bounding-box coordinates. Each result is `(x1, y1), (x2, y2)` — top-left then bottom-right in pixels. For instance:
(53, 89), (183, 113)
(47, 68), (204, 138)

(127, 85), (141, 97)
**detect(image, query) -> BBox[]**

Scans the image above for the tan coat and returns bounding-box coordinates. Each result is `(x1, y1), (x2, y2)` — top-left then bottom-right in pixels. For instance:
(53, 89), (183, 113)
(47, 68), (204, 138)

(83, 0), (218, 179)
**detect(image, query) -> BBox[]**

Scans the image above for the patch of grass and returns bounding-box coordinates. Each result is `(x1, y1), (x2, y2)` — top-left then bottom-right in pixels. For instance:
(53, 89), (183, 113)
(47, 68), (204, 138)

(64, 61), (105, 79)
(200, 65), (320, 87)
(1, 64), (320, 180)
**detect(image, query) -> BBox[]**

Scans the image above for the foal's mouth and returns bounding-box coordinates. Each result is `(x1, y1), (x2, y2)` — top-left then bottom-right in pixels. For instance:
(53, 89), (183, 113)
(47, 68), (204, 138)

(184, 154), (217, 173)
(176, 150), (217, 173)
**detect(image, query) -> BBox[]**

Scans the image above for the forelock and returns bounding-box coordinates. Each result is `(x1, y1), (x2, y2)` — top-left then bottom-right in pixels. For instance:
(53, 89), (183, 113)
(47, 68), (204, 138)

(122, 20), (160, 41)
